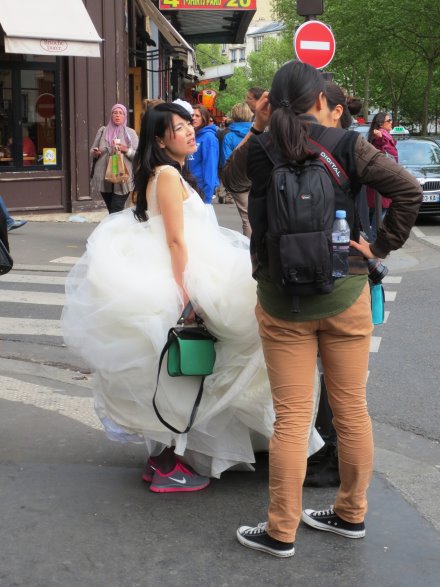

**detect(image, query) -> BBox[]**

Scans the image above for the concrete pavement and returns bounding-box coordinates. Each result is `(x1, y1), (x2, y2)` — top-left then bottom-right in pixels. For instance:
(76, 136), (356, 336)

(1, 203), (440, 586)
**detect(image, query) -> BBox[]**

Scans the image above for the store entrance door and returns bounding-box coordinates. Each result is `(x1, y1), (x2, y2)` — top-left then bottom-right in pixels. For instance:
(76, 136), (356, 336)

(129, 67), (142, 136)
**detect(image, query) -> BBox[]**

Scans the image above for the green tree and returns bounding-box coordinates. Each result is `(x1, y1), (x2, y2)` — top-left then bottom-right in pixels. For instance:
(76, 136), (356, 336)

(247, 35), (293, 89)
(272, 0), (440, 131)
(214, 66), (250, 114)
(195, 44), (228, 70)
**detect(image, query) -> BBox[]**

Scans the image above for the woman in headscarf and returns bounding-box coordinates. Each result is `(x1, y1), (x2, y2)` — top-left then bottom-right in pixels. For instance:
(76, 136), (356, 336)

(90, 104), (139, 214)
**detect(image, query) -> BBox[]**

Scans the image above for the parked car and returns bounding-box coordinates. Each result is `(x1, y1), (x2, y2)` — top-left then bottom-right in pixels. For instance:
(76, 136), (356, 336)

(350, 123), (370, 140)
(396, 139), (440, 215)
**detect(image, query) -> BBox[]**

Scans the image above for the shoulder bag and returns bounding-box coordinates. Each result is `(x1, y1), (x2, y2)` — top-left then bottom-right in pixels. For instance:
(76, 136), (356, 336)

(153, 302), (217, 434)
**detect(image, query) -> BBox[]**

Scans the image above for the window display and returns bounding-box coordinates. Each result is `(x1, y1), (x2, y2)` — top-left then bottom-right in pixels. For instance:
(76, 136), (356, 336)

(0, 60), (60, 170)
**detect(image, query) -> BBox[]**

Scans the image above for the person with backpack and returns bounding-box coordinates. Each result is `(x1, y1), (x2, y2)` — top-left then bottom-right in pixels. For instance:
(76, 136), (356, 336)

(223, 60), (422, 558)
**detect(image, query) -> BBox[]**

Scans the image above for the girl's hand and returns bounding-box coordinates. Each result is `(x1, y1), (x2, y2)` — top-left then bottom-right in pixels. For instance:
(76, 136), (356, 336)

(350, 235), (379, 259)
(373, 129), (382, 138)
(92, 148), (101, 158)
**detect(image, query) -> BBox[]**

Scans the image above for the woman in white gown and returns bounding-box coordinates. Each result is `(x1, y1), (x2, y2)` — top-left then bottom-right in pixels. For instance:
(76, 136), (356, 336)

(62, 103), (322, 493)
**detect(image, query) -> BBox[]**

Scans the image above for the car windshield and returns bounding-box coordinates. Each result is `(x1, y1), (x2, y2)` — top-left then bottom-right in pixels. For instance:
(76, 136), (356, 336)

(397, 141), (440, 166)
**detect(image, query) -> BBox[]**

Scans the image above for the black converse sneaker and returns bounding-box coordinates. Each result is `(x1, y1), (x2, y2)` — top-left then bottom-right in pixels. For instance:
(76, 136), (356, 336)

(301, 507), (365, 538)
(237, 522), (295, 557)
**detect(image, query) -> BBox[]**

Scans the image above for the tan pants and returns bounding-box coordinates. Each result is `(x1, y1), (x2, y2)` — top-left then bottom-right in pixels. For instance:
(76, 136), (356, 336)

(230, 191), (251, 238)
(256, 283), (374, 543)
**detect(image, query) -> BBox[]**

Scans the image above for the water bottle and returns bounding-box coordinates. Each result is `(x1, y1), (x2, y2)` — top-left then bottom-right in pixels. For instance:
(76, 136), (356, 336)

(332, 210), (350, 277)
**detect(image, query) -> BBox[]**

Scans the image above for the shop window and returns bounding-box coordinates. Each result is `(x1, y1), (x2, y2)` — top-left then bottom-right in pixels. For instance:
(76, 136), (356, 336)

(0, 59), (60, 171)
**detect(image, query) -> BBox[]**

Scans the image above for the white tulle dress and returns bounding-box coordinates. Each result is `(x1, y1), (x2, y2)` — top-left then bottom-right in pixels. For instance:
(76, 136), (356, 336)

(62, 166), (323, 478)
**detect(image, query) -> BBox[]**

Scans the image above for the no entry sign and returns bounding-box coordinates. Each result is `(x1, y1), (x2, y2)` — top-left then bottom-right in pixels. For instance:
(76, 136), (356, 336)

(35, 93), (55, 119)
(294, 20), (335, 70)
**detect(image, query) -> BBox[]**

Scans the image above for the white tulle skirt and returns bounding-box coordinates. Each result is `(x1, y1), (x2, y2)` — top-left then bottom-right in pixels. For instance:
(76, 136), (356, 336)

(62, 193), (323, 477)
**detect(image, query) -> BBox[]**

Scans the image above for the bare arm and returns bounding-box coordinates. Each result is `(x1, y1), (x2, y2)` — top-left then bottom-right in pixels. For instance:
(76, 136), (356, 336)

(156, 169), (190, 306)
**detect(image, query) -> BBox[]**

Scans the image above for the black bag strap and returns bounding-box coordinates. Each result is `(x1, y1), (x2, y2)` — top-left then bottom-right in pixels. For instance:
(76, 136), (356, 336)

(306, 128), (350, 192)
(256, 129), (350, 191)
(152, 302), (206, 435)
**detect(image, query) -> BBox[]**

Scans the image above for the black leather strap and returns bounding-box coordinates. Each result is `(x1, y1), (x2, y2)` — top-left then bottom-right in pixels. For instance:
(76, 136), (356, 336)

(152, 303), (206, 435)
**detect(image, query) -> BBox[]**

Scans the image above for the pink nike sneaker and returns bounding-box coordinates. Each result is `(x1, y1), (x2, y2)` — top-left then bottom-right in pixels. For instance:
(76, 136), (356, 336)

(141, 458), (157, 483)
(149, 461), (210, 493)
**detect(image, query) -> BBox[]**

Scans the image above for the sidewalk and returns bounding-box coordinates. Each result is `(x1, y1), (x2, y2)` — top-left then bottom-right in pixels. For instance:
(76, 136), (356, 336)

(19, 209), (108, 223)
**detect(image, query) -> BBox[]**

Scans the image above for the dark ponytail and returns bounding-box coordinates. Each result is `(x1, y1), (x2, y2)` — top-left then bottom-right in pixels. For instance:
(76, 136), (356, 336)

(268, 61), (325, 161)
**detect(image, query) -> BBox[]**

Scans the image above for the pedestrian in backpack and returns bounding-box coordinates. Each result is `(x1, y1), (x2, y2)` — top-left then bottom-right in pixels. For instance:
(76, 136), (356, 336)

(225, 60), (422, 557)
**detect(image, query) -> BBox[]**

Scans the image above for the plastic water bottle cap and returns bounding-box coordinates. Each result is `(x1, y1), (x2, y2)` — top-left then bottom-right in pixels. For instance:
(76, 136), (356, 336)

(336, 210), (346, 219)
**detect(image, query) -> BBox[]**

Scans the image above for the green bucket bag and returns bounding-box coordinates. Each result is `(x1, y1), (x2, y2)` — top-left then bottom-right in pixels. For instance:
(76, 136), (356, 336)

(153, 303), (217, 434)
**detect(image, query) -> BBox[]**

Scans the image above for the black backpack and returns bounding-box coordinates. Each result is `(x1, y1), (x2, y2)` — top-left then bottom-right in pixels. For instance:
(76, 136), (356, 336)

(256, 130), (351, 311)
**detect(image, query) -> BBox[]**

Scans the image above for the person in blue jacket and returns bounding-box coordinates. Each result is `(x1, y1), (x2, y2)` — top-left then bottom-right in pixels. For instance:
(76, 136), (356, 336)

(220, 102), (253, 237)
(221, 102), (253, 165)
(187, 105), (219, 204)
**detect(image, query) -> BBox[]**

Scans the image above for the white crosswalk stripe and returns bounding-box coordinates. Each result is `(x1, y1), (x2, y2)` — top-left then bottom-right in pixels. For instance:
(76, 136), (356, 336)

(0, 289), (65, 305)
(50, 256), (82, 265)
(1, 274), (66, 285)
(385, 291), (397, 302)
(0, 316), (62, 336)
(370, 336), (382, 353)
(0, 271), (66, 337)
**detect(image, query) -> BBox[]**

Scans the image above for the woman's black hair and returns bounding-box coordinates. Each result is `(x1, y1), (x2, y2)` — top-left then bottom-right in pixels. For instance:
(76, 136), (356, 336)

(268, 60), (325, 161)
(324, 81), (353, 129)
(133, 102), (201, 222)
(368, 112), (387, 143)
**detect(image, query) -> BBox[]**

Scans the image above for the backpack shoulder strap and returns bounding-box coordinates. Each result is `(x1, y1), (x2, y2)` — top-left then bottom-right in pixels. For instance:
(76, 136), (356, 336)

(307, 128), (350, 192)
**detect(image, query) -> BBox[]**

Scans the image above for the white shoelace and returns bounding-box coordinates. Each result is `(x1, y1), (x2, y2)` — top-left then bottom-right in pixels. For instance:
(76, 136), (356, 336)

(314, 507), (335, 518)
(247, 522), (268, 535)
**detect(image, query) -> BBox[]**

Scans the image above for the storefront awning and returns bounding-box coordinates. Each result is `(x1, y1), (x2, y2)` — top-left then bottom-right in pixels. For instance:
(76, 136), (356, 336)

(0, 0), (102, 58)
(137, 0), (196, 76)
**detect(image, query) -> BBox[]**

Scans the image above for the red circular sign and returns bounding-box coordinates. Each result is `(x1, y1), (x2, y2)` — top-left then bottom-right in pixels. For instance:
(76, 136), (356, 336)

(294, 20), (335, 70)
(35, 93), (55, 119)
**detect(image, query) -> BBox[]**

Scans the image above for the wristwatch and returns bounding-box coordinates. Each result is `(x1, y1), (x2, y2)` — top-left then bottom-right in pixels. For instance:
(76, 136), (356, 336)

(250, 125), (263, 135)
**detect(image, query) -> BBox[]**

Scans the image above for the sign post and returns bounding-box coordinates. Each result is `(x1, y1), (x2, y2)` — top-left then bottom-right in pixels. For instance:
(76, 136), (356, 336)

(294, 20), (335, 70)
